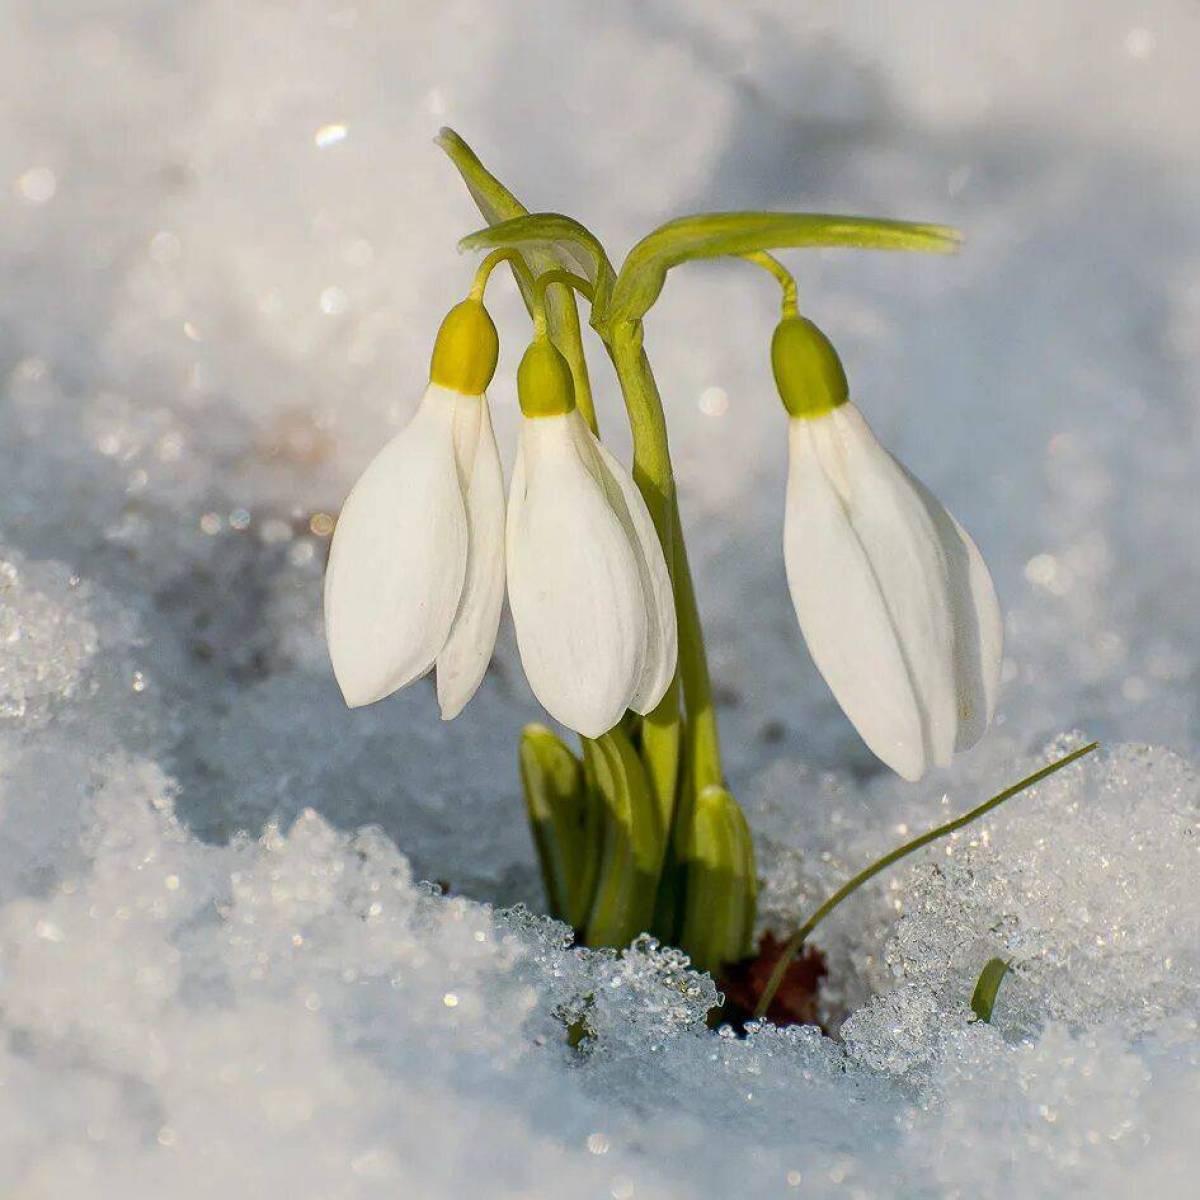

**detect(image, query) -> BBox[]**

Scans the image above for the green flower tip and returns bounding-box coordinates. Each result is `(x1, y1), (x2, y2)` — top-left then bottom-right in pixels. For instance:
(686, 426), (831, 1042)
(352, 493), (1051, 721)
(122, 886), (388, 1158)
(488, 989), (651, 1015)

(518, 336), (575, 418)
(771, 316), (848, 420)
(429, 298), (499, 395)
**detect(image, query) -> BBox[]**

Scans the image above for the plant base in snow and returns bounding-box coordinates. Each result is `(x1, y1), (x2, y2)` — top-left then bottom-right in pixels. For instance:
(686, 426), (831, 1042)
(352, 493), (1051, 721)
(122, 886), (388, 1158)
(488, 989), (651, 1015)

(717, 935), (829, 1032)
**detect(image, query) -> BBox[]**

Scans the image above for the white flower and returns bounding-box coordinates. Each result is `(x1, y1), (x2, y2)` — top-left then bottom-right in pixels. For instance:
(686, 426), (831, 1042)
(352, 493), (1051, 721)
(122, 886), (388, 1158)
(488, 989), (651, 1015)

(784, 401), (1003, 781)
(506, 408), (676, 738)
(323, 381), (505, 718)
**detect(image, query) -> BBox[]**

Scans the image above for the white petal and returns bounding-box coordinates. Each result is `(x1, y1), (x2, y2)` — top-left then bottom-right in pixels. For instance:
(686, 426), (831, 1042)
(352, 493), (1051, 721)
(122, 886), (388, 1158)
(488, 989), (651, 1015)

(946, 511), (1003, 749)
(785, 417), (926, 780)
(437, 397), (506, 719)
(574, 413), (677, 714)
(829, 404), (959, 770)
(897, 465), (1003, 752)
(507, 414), (645, 738)
(324, 384), (467, 707)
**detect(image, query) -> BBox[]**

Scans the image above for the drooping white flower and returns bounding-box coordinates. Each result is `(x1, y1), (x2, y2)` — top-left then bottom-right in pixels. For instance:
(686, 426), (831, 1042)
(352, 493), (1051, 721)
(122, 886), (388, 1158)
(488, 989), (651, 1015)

(324, 300), (505, 718)
(506, 340), (676, 739)
(774, 316), (1002, 781)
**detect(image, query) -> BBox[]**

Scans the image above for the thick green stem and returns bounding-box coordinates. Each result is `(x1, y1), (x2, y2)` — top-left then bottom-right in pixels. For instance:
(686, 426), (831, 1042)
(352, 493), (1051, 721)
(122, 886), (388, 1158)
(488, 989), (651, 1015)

(608, 322), (751, 962)
(608, 321), (683, 825)
(608, 324), (723, 795)
(672, 535), (722, 793)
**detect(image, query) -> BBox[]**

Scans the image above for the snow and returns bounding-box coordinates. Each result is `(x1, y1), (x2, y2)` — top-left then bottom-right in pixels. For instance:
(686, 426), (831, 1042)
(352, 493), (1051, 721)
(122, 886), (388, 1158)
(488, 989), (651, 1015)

(2, 0), (1199, 1195)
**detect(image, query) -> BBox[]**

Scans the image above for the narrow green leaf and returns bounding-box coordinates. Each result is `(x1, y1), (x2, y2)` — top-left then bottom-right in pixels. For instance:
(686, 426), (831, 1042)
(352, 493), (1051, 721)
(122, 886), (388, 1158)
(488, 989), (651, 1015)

(971, 958), (1013, 1023)
(650, 825), (684, 948)
(610, 211), (962, 324)
(581, 727), (663, 949)
(730, 798), (759, 960)
(518, 724), (598, 928)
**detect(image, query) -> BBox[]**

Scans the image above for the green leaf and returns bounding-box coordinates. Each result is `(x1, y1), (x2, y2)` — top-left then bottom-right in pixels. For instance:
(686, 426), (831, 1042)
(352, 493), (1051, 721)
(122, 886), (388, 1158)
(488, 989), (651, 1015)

(731, 798), (759, 959)
(610, 211), (962, 324)
(458, 212), (617, 318)
(581, 727), (665, 949)
(518, 724), (600, 929)
(970, 958), (1012, 1023)
(677, 785), (756, 974)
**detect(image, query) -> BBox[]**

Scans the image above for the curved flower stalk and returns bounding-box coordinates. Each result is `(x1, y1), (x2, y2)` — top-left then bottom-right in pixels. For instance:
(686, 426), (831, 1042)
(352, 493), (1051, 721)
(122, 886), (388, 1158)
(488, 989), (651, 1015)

(506, 337), (676, 739)
(774, 316), (1003, 781)
(324, 298), (506, 719)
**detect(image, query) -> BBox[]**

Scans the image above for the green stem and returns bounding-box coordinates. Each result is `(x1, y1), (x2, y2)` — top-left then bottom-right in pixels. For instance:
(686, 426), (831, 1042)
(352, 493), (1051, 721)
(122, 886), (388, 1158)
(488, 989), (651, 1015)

(607, 323), (675, 536)
(527, 270), (594, 341)
(752, 741), (1100, 1020)
(607, 321), (684, 824)
(533, 270), (598, 434)
(606, 322), (739, 959)
(741, 251), (798, 317)
(608, 330), (722, 793)
(470, 247), (536, 301)
(557, 299), (598, 436)
(672, 534), (721, 792)
(532, 269), (595, 311)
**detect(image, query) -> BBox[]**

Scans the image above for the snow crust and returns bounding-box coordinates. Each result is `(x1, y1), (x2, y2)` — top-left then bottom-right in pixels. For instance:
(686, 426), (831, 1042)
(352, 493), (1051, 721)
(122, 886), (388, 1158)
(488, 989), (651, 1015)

(2, 1), (1198, 1195)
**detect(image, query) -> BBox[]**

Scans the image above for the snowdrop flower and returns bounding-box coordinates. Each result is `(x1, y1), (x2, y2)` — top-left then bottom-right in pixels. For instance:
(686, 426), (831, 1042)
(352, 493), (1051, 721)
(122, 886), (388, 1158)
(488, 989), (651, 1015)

(773, 316), (1002, 781)
(324, 298), (506, 718)
(506, 336), (676, 738)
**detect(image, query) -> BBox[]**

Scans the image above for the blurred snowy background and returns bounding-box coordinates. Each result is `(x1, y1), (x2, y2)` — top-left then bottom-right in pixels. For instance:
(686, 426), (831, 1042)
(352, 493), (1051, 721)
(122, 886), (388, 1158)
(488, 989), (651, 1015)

(2, 1), (1199, 1195)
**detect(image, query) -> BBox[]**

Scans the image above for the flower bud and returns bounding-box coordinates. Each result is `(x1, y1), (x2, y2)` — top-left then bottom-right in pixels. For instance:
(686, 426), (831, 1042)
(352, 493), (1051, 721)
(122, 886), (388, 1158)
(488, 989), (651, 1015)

(429, 298), (499, 395)
(771, 316), (848, 419)
(517, 337), (575, 418)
